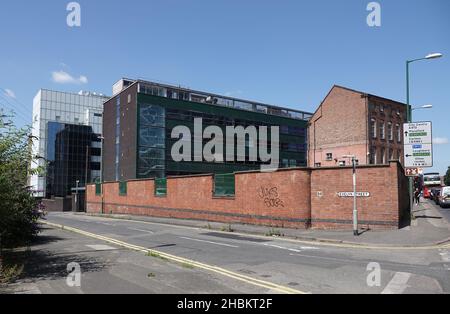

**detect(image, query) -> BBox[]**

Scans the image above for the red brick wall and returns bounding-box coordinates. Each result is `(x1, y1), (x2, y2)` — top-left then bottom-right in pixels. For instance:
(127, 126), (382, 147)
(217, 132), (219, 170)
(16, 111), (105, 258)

(87, 170), (312, 229)
(310, 161), (406, 230)
(87, 162), (408, 230)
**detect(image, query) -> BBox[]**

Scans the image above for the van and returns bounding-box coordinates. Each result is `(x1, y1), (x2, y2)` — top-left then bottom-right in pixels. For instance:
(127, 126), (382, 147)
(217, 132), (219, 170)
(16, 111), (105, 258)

(440, 187), (450, 208)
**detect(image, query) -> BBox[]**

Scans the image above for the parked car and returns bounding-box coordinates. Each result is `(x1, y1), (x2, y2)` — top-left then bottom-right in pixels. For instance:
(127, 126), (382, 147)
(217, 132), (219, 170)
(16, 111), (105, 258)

(432, 189), (441, 206)
(439, 187), (450, 208)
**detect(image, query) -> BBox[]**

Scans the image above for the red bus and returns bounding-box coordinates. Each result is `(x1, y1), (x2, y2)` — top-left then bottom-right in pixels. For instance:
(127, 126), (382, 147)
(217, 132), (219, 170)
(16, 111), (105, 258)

(422, 172), (443, 198)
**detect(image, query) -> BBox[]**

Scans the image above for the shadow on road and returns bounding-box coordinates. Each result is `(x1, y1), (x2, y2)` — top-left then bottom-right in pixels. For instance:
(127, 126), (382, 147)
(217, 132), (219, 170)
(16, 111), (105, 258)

(4, 228), (111, 283)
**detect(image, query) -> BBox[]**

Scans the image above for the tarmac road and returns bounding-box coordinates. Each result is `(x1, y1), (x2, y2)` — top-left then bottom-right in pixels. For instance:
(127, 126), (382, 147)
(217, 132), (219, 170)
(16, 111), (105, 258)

(21, 211), (449, 294)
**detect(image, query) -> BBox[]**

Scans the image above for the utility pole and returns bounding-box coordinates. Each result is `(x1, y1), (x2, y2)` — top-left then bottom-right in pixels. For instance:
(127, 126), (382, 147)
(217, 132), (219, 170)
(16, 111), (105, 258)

(84, 145), (89, 213)
(405, 53), (442, 216)
(343, 155), (358, 236)
(75, 180), (80, 212)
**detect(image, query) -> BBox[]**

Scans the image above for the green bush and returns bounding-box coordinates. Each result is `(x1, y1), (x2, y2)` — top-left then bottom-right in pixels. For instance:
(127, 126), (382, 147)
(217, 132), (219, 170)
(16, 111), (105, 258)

(0, 112), (41, 251)
(445, 167), (450, 186)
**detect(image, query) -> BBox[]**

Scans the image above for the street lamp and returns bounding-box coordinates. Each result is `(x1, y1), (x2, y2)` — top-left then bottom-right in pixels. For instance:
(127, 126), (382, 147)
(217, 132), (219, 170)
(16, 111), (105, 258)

(412, 104), (433, 111)
(75, 180), (80, 212)
(99, 136), (105, 214)
(406, 53), (442, 214)
(343, 155), (358, 236)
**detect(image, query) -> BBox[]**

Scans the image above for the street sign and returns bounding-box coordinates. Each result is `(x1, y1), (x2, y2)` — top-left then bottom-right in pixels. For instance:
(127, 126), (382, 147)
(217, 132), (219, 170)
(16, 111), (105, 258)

(403, 122), (432, 145)
(404, 122), (433, 168)
(404, 143), (433, 168)
(337, 192), (370, 198)
(405, 168), (421, 177)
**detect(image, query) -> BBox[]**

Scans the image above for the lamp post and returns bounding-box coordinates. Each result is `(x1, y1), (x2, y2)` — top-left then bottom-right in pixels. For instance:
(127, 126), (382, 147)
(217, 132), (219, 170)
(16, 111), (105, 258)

(343, 155), (358, 236)
(406, 53), (442, 213)
(75, 180), (80, 212)
(99, 136), (105, 214)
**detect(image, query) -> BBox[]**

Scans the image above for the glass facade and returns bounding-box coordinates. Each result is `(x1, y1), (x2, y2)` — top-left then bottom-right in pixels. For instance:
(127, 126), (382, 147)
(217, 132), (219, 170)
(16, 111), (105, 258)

(136, 94), (308, 179)
(137, 81), (312, 121)
(46, 122), (101, 198)
(137, 103), (166, 178)
(30, 89), (108, 198)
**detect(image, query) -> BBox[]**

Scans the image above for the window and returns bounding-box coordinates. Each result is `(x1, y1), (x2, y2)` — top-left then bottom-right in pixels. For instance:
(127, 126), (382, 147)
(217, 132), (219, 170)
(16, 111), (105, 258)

(388, 122), (393, 141)
(315, 163), (322, 168)
(370, 147), (377, 164)
(396, 124), (401, 142)
(155, 178), (167, 197)
(379, 122), (385, 140)
(127, 94), (131, 104)
(389, 148), (395, 160)
(380, 105), (384, 113)
(371, 119), (377, 138)
(95, 183), (102, 196)
(119, 181), (127, 196)
(380, 148), (386, 164)
(326, 153), (333, 161)
(214, 174), (235, 197)
(339, 161), (346, 167)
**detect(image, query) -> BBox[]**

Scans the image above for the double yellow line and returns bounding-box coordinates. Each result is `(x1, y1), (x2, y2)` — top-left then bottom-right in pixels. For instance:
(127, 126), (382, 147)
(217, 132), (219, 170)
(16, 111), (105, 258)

(41, 220), (308, 294)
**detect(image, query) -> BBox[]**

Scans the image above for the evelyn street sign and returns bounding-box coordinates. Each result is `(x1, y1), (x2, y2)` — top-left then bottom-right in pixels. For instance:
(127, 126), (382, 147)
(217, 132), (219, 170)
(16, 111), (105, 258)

(403, 122), (433, 168)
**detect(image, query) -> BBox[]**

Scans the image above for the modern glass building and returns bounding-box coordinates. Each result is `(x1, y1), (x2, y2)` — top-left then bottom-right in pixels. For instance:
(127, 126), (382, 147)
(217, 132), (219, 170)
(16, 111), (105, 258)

(30, 89), (109, 198)
(103, 79), (312, 182)
(45, 122), (101, 198)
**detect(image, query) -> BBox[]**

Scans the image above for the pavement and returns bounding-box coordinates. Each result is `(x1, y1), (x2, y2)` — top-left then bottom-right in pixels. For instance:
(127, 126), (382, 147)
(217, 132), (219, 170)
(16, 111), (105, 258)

(2, 199), (449, 294)
(0, 226), (269, 294)
(81, 199), (450, 248)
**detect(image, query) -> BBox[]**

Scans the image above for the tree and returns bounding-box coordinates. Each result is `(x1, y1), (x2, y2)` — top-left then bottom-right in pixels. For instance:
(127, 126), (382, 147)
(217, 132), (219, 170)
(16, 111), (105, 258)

(0, 111), (41, 255)
(445, 167), (450, 186)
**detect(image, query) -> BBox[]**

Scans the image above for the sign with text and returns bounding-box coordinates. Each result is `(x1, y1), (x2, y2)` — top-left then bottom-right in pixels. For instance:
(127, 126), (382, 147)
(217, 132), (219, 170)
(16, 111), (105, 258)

(405, 168), (422, 177)
(403, 122), (432, 145)
(337, 192), (370, 198)
(404, 122), (433, 168)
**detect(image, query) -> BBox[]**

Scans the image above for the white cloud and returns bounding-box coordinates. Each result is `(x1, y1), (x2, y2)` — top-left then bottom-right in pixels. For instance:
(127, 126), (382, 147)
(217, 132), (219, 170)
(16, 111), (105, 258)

(224, 90), (243, 97)
(433, 137), (449, 145)
(4, 88), (16, 99)
(52, 70), (88, 84)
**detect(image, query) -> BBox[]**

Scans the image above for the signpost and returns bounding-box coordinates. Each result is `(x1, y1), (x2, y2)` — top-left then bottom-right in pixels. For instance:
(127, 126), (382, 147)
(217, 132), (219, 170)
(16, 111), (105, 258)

(403, 122), (433, 168)
(405, 168), (423, 177)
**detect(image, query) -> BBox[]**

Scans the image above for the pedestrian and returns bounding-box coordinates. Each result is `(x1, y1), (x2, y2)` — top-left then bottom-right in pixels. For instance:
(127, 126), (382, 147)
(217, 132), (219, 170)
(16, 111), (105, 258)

(414, 188), (421, 206)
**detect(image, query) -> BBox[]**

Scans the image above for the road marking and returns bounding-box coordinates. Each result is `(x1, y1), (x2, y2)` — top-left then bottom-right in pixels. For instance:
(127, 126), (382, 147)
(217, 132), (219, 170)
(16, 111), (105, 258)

(179, 236), (239, 248)
(127, 227), (154, 234)
(41, 220), (306, 294)
(381, 272), (411, 294)
(86, 244), (117, 251)
(263, 243), (318, 253)
(96, 222), (115, 226)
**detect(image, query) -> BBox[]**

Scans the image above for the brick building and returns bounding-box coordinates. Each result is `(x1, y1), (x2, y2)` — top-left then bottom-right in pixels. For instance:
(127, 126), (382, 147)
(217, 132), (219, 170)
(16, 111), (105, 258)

(308, 85), (408, 168)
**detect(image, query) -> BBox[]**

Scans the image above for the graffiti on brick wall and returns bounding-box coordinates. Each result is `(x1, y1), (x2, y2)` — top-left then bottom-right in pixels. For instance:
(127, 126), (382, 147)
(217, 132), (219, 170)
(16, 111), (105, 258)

(258, 186), (285, 208)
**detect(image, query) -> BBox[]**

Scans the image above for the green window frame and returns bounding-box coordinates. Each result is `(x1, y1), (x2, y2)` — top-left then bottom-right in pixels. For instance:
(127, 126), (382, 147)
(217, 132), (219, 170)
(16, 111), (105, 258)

(213, 174), (235, 197)
(95, 183), (102, 196)
(119, 181), (127, 196)
(155, 178), (167, 197)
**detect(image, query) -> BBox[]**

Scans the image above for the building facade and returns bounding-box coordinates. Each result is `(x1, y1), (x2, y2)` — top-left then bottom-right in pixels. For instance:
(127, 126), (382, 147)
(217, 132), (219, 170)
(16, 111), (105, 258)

(30, 89), (109, 198)
(308, 85), (407, 168)
(103, 79), (313, 182)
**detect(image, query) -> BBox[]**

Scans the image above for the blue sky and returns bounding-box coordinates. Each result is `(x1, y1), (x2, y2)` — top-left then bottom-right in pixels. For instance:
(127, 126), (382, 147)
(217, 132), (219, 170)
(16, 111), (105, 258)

(0, 0), (449, 174)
